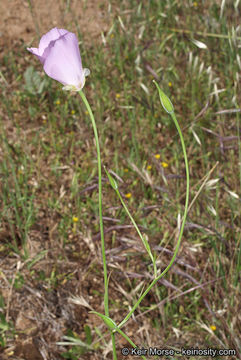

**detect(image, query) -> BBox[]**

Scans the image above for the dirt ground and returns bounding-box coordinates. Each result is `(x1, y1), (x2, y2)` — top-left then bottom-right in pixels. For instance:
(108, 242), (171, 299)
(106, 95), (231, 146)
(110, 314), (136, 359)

(0, 0), (110, 49)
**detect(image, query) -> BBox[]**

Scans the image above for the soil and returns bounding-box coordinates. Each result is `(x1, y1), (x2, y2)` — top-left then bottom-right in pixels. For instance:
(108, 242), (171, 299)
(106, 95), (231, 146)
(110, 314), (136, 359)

(0, 0), (110, 49)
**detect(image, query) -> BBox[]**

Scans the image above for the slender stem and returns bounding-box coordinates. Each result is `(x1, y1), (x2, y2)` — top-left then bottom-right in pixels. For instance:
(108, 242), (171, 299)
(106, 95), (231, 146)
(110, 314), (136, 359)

(111, 333), (117, 359)
(79, 91), (117, 359)
(79, 90), (108, 315)
(118, 111), (189, 329)
(113, 328), (147, 360)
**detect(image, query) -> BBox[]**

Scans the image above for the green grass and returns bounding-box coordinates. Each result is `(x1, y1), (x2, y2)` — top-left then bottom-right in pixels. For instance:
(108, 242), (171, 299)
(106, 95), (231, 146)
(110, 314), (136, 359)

(0, 0), (240, 359)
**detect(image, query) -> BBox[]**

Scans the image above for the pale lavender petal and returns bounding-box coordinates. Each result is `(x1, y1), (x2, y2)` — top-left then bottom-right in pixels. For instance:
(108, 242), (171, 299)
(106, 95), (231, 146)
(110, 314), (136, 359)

(27, 47), (45, 64)
(27, 47), (39, 56)
(27, 28), (69, 64)
(43, 32), (84, 87)
(38, 28), (68, 55)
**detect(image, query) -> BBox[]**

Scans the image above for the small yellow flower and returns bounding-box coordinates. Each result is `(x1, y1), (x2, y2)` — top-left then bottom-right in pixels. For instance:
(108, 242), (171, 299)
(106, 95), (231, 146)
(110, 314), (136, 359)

(210, 325), (216, 331)
(55, 99), (60, 105)
(193, 1), (198, 7)
(168, 81), (172, 87)
(154, 154), (161, 159)
(111, 34), (115, 38)
(71, 110), (76, 115)
(124, 168), (129, 173)
(85, 110), (88, 115)
(72, 216), (79, 223)
(5, 351), (14, 356)
(161, 161), (168, 168)
(125, 193), (132, 199)
(147, 165), (152, 170)
(115, 93), (121, 99)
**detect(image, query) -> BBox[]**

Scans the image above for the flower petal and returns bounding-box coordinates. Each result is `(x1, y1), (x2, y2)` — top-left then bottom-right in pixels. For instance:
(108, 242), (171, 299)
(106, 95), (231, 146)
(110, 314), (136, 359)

(39, 27), (68, 55)
(27, 47), (45, 64)
(27, 28), (68, 64)
(43, 32), (84, 88)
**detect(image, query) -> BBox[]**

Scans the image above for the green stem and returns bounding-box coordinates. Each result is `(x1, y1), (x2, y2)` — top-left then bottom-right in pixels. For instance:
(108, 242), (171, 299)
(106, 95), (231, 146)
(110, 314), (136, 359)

(113, 328), (147, 360)
(79, 91), (117, 359)
(118, 110), (189, 329)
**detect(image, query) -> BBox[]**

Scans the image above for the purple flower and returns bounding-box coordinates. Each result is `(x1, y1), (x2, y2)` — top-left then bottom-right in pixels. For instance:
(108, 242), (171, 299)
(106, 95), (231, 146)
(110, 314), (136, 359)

(27, 27), (90, 91)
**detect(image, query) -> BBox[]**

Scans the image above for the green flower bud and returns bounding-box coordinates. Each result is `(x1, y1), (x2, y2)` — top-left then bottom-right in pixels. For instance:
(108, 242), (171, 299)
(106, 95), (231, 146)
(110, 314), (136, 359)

(153, 80), (174, 114)
(90, 311), (117, 331)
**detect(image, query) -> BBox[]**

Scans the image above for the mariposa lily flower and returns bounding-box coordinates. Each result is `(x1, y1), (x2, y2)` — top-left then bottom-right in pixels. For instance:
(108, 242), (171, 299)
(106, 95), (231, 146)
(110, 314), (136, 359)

(27, 27), (90, 91)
